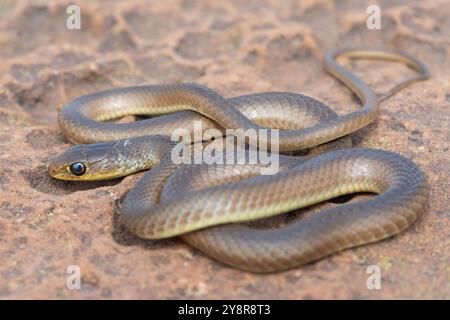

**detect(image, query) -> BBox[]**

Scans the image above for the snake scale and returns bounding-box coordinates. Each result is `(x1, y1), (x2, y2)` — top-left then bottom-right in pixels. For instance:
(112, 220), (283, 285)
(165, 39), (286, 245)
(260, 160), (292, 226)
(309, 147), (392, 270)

(48, 48), (430, 272)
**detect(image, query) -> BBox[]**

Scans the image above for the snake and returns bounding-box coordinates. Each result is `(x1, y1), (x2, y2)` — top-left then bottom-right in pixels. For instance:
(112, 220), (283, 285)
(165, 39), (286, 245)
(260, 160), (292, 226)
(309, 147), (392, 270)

(48, 48), (430, 272)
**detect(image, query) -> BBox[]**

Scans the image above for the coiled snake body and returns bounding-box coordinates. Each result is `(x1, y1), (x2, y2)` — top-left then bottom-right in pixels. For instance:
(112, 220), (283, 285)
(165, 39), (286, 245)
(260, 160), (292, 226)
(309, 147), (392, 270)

(49, 48), (430, 272)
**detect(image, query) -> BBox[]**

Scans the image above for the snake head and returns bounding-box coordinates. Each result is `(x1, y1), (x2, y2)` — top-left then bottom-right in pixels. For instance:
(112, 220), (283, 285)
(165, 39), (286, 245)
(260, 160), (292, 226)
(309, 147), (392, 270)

(48, 136), (172, 181)
(48, 142), (125, 181)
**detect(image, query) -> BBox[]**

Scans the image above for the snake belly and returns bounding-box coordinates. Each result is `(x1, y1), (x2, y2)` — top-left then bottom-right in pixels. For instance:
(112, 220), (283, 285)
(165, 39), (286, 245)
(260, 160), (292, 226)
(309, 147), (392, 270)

(50, 48), (430, 272)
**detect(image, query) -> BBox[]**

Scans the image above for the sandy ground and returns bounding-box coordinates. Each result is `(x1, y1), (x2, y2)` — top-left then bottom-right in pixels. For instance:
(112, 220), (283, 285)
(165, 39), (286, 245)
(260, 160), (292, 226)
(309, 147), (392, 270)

(0, 0), (448, 299)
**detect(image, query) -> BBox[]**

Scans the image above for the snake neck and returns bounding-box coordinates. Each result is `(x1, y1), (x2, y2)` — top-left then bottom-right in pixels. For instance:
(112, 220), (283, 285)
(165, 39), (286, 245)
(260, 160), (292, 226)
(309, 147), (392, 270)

(108, 135), (178, 176)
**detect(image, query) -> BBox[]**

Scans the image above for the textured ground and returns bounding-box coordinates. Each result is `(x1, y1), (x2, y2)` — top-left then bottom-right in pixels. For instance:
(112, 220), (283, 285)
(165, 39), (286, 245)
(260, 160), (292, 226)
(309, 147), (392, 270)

(0, 0), (449, 299)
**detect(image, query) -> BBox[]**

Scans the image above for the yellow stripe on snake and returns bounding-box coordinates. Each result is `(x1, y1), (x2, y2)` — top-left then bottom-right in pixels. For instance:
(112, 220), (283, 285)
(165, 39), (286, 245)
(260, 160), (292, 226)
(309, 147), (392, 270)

(48, 48), (430, 272)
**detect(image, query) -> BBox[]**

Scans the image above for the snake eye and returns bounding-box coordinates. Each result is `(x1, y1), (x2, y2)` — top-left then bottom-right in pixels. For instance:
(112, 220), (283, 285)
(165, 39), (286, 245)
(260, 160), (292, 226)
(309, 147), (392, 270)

(69, 162), (86, 176)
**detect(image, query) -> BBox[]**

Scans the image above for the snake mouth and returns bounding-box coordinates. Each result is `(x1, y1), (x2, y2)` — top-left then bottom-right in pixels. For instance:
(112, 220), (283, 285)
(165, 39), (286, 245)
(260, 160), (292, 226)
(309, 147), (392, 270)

(47, 159), (88, 181)
(48, 163), (128, 181)
(47, 166), (58, 178)
(47, 162), (63, 179)
(47, 164), (75, 181)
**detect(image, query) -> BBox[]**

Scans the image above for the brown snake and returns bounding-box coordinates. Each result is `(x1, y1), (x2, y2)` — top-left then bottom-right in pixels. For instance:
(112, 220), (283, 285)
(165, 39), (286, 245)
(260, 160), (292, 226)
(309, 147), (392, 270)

(49, 48), (430, 272)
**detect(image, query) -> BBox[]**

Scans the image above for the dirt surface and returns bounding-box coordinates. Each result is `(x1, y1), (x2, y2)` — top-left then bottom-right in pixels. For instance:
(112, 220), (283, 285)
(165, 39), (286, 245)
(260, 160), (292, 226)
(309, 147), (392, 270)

(0, 0), (449, 299)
